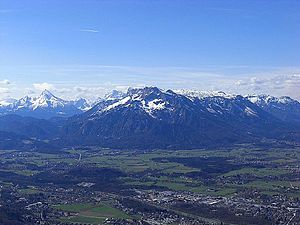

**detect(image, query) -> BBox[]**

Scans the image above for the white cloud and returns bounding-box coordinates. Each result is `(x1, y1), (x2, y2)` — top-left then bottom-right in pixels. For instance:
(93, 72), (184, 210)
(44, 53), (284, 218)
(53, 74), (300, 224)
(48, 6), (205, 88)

(232, 74), (300, 99)
(250, 77), (266, 85)
(0, 80), (12, 98)
(235, 80), (247, 86)
(0, 87), (10, 94)
(0, 79), (10, 85)
(25, 88), (36, 95)
(33, 82), (54, 91)
(78, 29), (99, 33)
(3, 65), (300, 101)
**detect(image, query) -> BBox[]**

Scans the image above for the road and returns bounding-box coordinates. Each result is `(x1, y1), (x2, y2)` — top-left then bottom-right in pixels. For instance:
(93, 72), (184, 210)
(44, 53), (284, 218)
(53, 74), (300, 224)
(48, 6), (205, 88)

(286, 212), (296, 225)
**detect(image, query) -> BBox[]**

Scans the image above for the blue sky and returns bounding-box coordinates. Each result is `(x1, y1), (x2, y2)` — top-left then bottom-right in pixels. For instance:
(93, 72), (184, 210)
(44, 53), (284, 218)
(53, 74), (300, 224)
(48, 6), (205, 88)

(0, 0), (300, 100)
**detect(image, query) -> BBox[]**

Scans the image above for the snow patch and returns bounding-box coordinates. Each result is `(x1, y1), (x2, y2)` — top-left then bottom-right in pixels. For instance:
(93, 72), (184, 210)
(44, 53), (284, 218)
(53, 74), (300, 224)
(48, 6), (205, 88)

(103, 96), (131, 111)
(244, 106), (257, 117)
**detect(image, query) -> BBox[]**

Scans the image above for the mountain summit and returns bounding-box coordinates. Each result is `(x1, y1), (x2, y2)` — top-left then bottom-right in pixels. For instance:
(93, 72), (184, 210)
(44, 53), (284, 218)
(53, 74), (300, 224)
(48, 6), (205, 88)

(246, 94), (300, 123)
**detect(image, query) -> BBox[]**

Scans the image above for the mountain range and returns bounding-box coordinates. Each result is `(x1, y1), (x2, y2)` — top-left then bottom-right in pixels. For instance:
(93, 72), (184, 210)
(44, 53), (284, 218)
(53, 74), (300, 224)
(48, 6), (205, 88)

(0, 90), (91, 119)
(0, 87), (299, 151)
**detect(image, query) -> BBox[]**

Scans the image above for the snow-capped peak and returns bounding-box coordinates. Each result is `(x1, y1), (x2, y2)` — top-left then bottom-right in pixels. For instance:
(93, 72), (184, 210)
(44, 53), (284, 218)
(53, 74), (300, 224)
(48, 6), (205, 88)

(0, 90), (92, 118)
(40, 89), (55, 99)
(30, 90), (67, 110)
(99, 87), (172, 117)
(175, 89), (236, 100)
(71, 98), (92, 111)
(245, 94), (297, 106)
(104, 90), (126, 101)
(0, 98), (17, 108)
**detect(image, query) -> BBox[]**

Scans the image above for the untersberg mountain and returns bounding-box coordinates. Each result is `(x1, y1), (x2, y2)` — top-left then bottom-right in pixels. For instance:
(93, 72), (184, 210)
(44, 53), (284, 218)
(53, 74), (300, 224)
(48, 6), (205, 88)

(0, 87), (299, 150)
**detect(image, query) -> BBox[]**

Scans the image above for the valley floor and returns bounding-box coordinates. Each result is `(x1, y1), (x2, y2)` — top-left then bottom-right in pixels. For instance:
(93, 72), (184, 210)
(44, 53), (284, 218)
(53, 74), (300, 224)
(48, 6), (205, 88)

(0, 144), (299, 225)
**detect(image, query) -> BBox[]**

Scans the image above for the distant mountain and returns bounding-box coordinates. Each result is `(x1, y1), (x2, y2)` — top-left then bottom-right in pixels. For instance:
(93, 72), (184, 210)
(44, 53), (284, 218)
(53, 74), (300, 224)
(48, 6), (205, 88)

(0, 130), (57, 152)
(0, 87), (299, 150)
(0, 98), (17, 107)
(0, 114), (61, 139)
(104, 89), (127, 101)
(89, 90), (127, 107)
(246, 94), (300, 124)
(0, 90), (91, 119)
(175, 90), (236, 99)
(70, 98), (91, 111)
(61, 87), (297, 149)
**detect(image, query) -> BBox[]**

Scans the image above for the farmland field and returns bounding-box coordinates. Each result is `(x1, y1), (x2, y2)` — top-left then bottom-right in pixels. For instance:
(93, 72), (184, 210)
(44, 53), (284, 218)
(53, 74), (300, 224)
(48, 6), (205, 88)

(0, 144), (299, 224)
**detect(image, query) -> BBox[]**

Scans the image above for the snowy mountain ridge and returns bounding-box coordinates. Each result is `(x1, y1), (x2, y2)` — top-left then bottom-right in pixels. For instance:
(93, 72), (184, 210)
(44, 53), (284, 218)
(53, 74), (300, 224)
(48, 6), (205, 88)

(0, 87), (299, 149)
(0, 90), (91, 118)
(175, 89), (236, 100)
(0, 87), (299, 122)
(246, 94), (296, 105)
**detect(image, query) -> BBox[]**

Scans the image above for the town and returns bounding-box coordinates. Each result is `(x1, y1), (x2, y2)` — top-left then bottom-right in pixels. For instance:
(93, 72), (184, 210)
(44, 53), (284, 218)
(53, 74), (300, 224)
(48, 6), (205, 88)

(0, 145), (299, 225)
